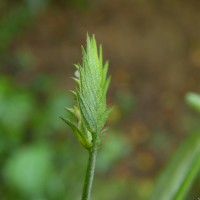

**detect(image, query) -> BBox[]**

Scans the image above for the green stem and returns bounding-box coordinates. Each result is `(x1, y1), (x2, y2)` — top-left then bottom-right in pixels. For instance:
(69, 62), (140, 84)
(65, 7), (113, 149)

(81, 141), (98, 200)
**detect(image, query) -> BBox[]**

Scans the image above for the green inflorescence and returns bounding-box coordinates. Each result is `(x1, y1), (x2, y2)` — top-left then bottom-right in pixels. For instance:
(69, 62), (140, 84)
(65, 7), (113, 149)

(62, 34), (112, 149)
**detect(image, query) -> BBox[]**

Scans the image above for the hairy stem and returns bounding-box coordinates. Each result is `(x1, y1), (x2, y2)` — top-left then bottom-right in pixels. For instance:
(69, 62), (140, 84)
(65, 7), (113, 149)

(81, 141), (98, 200)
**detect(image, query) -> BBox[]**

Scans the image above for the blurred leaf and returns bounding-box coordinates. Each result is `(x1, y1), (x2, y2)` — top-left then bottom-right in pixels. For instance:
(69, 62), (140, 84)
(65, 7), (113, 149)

(3, 92), (35, 131)
(33, 91), (73, 135)
(46, 91), (73, 130)
(150, 130), (200, 200)
(0, 77), (35, 138)
(185, 92), (200, 113)
(3, 144), (53, 196)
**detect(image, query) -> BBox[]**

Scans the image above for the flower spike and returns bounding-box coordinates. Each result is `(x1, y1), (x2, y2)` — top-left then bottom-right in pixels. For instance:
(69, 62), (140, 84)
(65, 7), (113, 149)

(62, 34), (112, 149)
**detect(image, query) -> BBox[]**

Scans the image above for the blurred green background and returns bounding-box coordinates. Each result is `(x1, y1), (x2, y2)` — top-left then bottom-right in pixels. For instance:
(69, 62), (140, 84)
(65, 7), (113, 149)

(0, 0), (200, 199)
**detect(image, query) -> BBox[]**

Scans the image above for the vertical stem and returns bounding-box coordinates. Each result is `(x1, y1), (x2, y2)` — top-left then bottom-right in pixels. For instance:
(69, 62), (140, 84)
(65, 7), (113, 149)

(81, 142), (98, 200)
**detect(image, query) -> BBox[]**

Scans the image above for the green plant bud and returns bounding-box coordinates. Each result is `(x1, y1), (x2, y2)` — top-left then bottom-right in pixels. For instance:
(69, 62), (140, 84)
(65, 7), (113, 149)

(62, 34), (112, 149)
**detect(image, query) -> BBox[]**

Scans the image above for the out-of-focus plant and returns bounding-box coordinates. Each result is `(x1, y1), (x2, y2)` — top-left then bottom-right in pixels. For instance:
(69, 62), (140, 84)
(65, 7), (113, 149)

(150, 130), (200, 200)
(3, 144), (53, 197)
(185, 92), (200, 113)
(61, 34), (112, 200)
(0, 77), (35, 146)
(0, 75), (76, 199)
(150, 92), (200, 200)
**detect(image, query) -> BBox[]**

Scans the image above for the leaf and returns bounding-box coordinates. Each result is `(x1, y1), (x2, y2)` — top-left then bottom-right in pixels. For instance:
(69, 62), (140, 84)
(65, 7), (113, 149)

(3, 144), (53, 195)
(185, 92), (200, 113)
(150, 130), (200, 200)
(60, 117), (92, 149)
(65, 107), (76, 117)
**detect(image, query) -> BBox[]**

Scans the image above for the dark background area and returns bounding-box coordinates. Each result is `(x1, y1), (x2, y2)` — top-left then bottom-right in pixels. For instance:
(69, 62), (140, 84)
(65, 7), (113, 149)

(0, 0), (200, 199)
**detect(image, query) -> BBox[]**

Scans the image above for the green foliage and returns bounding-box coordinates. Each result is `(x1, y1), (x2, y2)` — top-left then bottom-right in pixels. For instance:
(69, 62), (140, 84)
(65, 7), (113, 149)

(0, 77), (36, 146)
(150, 130), (200, 200)
(62, 35), (112, 149)
(3, 144), (53, 196)
(185, 92), (200, 113)
(0, 76), (78, 199)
